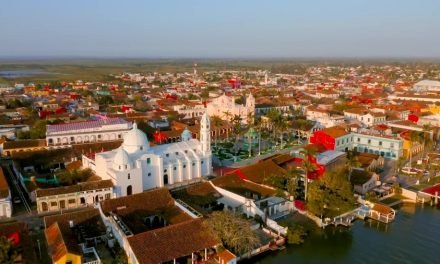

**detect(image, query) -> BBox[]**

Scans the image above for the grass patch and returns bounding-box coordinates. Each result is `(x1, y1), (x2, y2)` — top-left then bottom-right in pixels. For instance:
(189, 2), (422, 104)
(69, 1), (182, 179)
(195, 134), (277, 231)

(381, 194), (404, 205)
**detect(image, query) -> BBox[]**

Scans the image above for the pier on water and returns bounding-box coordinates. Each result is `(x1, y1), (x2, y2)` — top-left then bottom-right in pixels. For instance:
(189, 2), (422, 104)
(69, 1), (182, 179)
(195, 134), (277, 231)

(327, 203), (394, 227)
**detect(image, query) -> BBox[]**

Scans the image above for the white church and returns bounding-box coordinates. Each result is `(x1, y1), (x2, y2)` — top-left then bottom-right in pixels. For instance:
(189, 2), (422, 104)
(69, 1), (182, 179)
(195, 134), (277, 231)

(82, 113), (213, 197)
(206, 93), (255, 124)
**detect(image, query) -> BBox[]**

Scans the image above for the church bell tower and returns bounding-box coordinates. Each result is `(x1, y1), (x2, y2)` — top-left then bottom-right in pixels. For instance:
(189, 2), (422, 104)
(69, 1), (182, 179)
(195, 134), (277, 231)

(200, 112), (211, 153)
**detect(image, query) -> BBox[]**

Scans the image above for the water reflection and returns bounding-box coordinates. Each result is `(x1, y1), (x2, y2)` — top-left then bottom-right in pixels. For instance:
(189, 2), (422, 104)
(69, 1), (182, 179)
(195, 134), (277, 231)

(252, 205), (440, 264)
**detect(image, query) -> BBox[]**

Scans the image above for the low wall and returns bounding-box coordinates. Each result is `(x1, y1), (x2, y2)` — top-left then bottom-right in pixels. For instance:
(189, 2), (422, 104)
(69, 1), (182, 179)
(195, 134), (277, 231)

(401, 188), (418, 201)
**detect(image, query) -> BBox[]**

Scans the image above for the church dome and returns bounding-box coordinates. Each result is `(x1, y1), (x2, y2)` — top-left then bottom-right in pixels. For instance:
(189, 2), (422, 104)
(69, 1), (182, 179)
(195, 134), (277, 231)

(122, 123), (150, 153)
(181, 128), (192, 141)
(113, 147), (132, 171)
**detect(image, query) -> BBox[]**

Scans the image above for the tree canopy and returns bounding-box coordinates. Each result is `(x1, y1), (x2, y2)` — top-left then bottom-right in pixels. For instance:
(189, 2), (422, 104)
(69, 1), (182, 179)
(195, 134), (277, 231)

(0, 236), (17, 264)
(207, 211), (260, 256)
(307, 166), (355, 218)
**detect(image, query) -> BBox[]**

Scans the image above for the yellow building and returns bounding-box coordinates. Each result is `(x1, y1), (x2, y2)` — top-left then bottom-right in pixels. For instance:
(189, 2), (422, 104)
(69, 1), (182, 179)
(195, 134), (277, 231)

(402, 137), (424, 159)
(421, 105), (440, 115)
(45, 222), (82, 264)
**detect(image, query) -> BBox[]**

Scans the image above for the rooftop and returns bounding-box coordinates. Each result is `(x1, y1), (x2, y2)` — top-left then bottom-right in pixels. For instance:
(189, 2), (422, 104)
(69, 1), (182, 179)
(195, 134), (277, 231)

(36, 179), (113, 198)
(100, 188), (192, 234)
(46, 117), (130, 134)
(127, 219), (219, 264)
(211, 174), (276, 199)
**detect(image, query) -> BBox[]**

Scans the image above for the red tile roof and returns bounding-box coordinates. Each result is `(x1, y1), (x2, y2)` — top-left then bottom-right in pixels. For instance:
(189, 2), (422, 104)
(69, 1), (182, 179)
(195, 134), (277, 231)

(0, 167), (10, 199)
(127, 219), (219, 264)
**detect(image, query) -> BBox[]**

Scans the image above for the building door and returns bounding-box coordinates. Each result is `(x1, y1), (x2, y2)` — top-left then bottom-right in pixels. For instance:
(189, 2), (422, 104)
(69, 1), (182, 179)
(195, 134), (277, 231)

(59, 200), (66, 209)
(127, 185), (133, 196)
(42, 202), (48, 212)
(163, 174), (169, 185)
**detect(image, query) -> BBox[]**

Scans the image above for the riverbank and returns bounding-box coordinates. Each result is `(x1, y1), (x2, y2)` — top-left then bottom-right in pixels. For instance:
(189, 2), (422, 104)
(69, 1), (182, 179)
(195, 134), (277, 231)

(248, 204), (440, 264)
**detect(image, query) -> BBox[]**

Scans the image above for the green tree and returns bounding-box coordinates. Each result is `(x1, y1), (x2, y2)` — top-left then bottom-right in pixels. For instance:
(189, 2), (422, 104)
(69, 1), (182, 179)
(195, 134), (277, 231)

(0, 236), (17, 264)
(30, 120), (47, 139)
(98, 95), (114, 106)
(299, 146), (318, 201)
(346, 151), (361, 181)
(286, 224), (307, 245)
(112, 241), (128, 264)
(307, 166), (355, 218)
(16, 130), (31, 139)
(200, 90), (210, 100)
(211, 115), (223, 147)
(207, 211), (260, 256)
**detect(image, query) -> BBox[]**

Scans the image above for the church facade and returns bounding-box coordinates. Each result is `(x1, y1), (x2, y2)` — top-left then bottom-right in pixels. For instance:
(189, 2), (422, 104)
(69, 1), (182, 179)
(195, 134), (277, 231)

(206, 93), (255, 124)
(82, 113), (213, 197)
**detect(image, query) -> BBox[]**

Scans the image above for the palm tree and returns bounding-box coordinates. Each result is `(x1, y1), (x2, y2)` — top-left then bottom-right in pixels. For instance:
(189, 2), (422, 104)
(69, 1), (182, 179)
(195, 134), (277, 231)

(266, 108), (281, 143)
(276, 116), (289, 149)
(302, 159), (318, 202)
(286, 167), (303, 200)
(211, 115), (223, 147)
(253, 116), (263, 155)
(421, 124), (433, 156)
(223, 110), (232, 142)
(230, 114), (243, 155)
(299, 146), (318, 202)
(246, 112), (255, 157)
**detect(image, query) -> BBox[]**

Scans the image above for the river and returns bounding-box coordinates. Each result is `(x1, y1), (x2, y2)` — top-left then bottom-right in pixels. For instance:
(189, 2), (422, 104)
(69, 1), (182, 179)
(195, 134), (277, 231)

(250, 204), (440, 264)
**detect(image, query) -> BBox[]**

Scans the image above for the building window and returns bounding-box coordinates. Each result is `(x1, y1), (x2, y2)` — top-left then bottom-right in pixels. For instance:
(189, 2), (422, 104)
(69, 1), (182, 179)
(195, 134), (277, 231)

(166, 153), (169, 157)
(118, 134), (122, 139)
(50, 201), (57, 207)
(98, 135), (101, 139)
(192, 162), (195, 166)
(174, 167), (177, 171)
(175, 152), (179, 155)
(80, 197), (85, 204)
(164, 169), (167, 173)
(140, 146), (143, 150)
(390, 143), (394, 148)
(368, 139), (371, 144)
(148, 172), (151, 176)
(184, 150), (188, 154)
(128, 173), (130, 179)
(357, 138), (360, 142)
(183, 165), (186, 168)
(68, 199), (76, 204)
(201, 161), (204, 164)
(127, 185), (133, 195)
(105, 193), (111, 199)
(379, 141), (382, 146)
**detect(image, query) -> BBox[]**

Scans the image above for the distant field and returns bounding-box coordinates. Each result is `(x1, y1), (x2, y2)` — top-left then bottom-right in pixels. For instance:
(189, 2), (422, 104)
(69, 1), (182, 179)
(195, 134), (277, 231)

(0, 58), (439, 84)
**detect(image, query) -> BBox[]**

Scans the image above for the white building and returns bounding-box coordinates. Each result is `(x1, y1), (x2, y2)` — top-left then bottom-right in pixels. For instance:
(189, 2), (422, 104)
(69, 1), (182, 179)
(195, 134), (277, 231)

(83, 113), (213, 197)
(0, 167), (12, 218)
(46, 117), (132, 146)
(206, 93), (255, 124)
(344, 109), (386, 127)
(35, 180), (114, 214)
(306, 107), (345, 128)
(413, 80), (440, 92)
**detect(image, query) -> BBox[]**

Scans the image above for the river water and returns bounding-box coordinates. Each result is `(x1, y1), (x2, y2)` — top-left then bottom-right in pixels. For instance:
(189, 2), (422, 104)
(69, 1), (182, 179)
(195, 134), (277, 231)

(251, 204), (440, 264)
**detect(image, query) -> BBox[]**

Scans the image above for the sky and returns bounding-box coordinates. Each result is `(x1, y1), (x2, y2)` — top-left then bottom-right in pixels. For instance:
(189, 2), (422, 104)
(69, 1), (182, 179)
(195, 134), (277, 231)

(1, 0), (439, 58)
